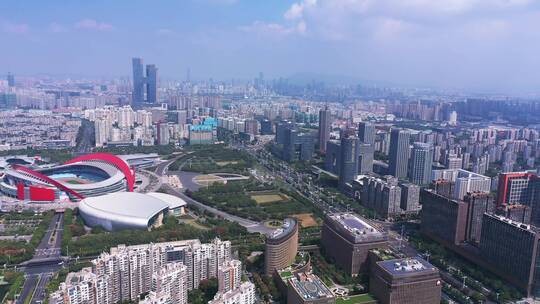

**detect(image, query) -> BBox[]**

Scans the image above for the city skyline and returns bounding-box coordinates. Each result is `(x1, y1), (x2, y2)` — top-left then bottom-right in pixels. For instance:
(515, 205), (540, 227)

(2, 0), (540, 92)
(4, 2), (540, 304)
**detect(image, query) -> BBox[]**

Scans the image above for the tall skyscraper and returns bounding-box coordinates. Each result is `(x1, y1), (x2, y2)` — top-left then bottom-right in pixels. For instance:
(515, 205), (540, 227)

(132, 58), (145, 105)
(146, 64), (158, 104)
(132, 57), (158, 104)
(357, 122), (375, 174)
(318, 106), (331, 154)
(358, 143), (374, 174)
(358, 122), (375, 145)
(479, 214), (540, 298)
(408, 142), (434, 185)
(389, 128), (411, 179)
(7, 72), (15, 87)
(339, 134), (359, 188)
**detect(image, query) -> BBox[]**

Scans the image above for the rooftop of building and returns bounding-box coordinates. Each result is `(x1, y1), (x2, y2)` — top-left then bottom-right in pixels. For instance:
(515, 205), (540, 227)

(377, 258), (438, 277)
(289, 273), (334, 301)
(146, 192), (187, 209)
(65, 267), (95, 285)
(484, 213), (540, 233)
(432, 168), (490, 180)
(79, 192), (170, 219)
(327, 213), (384, 242)
(268, 218), (297, 240)
(190, 124), (213, 131)
(369, 248), (399, 261)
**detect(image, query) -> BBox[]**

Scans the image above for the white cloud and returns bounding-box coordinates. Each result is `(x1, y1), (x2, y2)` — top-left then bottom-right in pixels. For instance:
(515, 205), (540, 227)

(239, 21), (305, 36)
(49, 22), (68, 33)
(284, 0), (317, 20)
(75, 19), (113, 31)
(2, 22), (29, 34)
(244, 0), (539, 42)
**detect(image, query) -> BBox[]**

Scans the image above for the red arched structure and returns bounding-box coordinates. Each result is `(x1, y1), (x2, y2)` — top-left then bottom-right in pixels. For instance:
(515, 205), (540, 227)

(11, 164), (85, 200)
(65, 153), (135, 192)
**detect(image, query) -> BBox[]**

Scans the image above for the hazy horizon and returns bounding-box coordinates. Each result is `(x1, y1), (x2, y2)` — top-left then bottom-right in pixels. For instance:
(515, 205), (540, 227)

(2, 0), (540, 93)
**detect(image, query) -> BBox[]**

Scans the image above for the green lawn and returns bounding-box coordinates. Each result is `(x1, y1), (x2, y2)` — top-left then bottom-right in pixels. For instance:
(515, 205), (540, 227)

(279, 271), (293, 280)
(336, 294), (377, 304)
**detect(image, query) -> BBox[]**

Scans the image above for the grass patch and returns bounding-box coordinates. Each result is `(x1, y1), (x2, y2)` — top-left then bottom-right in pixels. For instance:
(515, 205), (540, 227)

(171, 145), (254, 174)
(64, 179), (84, 184)
(187, 180), (316, 221)
(279, 271), (293, 280)
(193, 174), (225, 186)
(336, 294), (377, 304)
(251, 193), (288, 204)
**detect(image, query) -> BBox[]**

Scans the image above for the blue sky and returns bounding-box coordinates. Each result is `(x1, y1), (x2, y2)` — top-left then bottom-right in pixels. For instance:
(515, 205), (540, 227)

(2, 0), (540, 92)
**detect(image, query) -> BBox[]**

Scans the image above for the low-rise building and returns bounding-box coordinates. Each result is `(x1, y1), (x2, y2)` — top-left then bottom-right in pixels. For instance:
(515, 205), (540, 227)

(287, 272), (335, 304)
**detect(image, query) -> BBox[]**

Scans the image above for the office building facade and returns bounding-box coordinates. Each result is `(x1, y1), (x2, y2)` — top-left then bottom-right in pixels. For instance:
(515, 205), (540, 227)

(388, 128), (411, 179)
(131, 57), (158, 105)
(132, 58), (145, 105)
(146, 64), (158, 104)
(463, 192), (495, 245)
(361, 175), (403, 218)
(358, 122), (376, 145)
(420, 189), (468, 245)
(479, 214), (540, 298)
(265, 218), (299, 275)
(408, 142), (433, 185)
(399, 182), (421, 213)
(321, 213), (387, 275)
(275, 123), (315, 162)
(318, 106), (331, 154)
(339, 135), (359, 188)
(370, 258), (441, 304)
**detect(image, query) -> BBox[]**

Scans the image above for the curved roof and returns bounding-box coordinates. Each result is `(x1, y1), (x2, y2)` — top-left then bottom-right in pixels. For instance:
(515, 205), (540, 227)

(79, 192), (169, 229)
(147, 192), (187, 209)
(267, 218), (298, 242)
(11, 164), (85, 199)
(65, 153), (135, 191)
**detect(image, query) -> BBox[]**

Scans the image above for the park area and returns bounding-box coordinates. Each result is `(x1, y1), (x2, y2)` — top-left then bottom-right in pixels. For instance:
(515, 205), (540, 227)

(250, 192), (289, 204)
(169, 145), (254, 175)
(187, 180), (319, 222)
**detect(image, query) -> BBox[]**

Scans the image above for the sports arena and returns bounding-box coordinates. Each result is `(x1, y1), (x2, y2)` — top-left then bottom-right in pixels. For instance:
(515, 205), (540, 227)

(0, 153), (135, 202)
